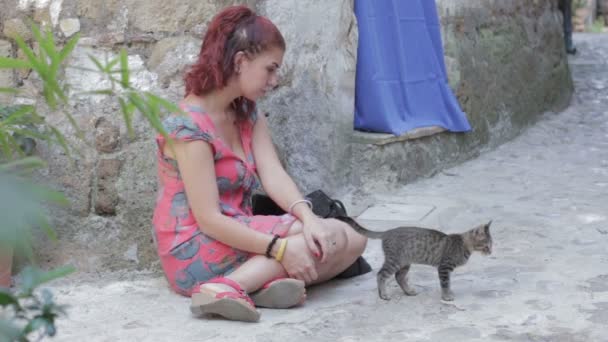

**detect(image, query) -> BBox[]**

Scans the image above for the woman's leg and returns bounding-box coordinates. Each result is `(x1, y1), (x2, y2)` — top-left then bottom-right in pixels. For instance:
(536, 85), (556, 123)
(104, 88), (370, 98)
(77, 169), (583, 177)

(223, 218), (367, 289)
(204, 217), (367, 293)
(192, 218), (367, 319)
(286, 218), (368, 285)
(225, 254), (287, 292)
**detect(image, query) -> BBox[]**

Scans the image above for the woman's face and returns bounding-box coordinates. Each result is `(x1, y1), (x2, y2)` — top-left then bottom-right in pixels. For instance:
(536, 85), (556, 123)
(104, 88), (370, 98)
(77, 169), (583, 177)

(236, 47), (284, 101)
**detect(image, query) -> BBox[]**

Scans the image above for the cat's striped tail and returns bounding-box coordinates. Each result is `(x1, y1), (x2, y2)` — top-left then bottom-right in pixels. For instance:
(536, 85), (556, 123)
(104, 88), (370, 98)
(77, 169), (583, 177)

(335, 216), (385, 239)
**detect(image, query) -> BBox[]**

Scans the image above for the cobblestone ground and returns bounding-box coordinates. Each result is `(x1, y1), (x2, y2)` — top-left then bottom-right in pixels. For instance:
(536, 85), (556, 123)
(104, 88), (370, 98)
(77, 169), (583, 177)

(48, 33), (608, 341)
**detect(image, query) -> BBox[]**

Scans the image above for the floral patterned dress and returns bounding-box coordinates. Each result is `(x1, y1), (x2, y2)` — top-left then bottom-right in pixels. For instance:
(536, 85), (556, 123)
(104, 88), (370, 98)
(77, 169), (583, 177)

(152, 105), (295, 296)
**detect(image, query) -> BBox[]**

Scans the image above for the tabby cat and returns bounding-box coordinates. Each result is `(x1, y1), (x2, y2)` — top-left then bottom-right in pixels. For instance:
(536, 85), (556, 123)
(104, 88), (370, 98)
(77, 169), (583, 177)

(336, 216), (492, 301)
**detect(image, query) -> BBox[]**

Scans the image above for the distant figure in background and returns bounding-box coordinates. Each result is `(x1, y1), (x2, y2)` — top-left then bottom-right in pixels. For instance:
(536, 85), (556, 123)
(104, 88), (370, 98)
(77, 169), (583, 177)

(600, 0), (608, 26)
(558, 0), (577, 55)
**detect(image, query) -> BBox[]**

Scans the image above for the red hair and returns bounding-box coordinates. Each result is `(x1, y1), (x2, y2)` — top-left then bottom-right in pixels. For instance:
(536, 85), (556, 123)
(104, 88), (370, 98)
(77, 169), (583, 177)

(185, 5), (286, 119)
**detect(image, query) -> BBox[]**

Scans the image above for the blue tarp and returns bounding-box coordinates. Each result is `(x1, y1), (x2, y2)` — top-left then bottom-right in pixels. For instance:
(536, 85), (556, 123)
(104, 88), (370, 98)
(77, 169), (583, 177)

(354, 0), (471, 135)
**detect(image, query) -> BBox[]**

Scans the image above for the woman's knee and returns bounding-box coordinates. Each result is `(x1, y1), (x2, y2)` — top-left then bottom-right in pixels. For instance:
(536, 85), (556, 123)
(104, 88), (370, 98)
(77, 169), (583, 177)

(326, 219), (367, 256)
(347, 228), (367, 256)
(286, 220), (303, 236)
(286, 217), (367, 257)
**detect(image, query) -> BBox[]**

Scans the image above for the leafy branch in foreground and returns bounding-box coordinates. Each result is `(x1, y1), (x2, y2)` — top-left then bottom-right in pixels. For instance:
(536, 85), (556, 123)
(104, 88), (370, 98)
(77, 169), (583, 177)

(1, 21), (179, 341)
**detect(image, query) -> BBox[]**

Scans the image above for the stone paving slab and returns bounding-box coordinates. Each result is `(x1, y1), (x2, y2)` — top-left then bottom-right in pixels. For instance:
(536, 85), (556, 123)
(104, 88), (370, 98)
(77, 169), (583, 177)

(358, 203), (436, 222)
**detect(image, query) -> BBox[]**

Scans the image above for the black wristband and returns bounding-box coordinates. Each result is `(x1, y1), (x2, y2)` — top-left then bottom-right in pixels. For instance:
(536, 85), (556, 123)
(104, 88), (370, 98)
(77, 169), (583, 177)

(265, 234), (280, 258)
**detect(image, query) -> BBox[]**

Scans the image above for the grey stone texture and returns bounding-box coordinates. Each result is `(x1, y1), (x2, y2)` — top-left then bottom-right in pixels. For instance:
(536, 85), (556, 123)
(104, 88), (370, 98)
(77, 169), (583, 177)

(0, 0), (573, 272)
(0, 39), (13, 103)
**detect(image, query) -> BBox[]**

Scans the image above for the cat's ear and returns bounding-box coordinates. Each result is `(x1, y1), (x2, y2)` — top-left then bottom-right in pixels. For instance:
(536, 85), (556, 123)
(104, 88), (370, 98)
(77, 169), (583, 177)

(484, 220), (492, 233)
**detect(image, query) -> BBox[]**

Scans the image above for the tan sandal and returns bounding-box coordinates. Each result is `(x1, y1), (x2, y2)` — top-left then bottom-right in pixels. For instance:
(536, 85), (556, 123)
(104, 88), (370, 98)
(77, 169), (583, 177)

(190, 277), (260, 322)
(250, 278), (306, 309)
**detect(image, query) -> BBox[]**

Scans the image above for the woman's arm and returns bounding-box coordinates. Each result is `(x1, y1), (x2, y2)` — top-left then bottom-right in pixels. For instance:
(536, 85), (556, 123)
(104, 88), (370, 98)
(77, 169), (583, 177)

(172, 139), (274, 255)
(251, 115), (315, 221)
(252, 115), (337, 262)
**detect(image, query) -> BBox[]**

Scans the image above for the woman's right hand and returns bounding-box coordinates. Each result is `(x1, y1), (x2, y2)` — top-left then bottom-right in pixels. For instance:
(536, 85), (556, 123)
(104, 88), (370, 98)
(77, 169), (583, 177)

(279, 236), (318, 284)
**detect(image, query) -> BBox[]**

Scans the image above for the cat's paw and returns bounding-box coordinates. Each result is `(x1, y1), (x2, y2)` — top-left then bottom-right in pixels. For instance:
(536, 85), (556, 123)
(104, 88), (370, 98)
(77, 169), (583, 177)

(378, 292), (391, 300)
(403, 287), (418, 296)
(378, 286), (391, 300)
(441, 291), (454, 301)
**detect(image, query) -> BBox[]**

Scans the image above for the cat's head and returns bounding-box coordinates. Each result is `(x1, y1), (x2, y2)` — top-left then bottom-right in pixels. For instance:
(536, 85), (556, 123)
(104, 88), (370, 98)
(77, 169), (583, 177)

(467, 220), (493, 255)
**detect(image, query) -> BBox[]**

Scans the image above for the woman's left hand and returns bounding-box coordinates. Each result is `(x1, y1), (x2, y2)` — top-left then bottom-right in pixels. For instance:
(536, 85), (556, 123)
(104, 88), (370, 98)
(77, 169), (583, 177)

(301, 215), (339, 263)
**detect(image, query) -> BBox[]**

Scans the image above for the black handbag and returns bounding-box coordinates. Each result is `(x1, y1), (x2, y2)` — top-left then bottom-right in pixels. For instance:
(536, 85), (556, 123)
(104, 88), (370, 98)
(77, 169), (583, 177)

(251, 189), (371, 279)
(305, 190), (348, 218)
(252, 189), (347, 218)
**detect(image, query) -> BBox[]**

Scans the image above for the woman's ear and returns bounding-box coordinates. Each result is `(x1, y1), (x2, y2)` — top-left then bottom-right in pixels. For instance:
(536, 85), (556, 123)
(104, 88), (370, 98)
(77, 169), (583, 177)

(234, 51), (246, 74)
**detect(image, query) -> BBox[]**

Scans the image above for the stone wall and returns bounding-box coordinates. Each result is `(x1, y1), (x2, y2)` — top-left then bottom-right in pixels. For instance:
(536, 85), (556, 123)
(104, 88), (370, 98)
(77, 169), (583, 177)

(0, 0), (572, 272)
(348, 0), (573, 194)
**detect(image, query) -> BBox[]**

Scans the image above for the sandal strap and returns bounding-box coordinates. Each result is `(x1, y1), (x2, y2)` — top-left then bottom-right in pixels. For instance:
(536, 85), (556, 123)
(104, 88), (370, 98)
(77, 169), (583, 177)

(203, 277), (246, 293)
(260, 277), (289, 290)
(195, 277), (255, 307)
(216, 291), (255, 307)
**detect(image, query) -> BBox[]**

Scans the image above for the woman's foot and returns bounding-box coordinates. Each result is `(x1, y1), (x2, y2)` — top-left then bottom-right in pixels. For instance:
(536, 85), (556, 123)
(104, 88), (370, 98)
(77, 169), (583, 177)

(191, 277), (260, 322)
(250, 278), (306, 309)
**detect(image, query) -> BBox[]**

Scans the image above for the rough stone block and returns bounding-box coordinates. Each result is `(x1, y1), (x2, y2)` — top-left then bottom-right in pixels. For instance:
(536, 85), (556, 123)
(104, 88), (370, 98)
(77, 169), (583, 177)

(148, 36), (200, 87)
(2, 18), (31, 41)
(95, 179), (119, 215)
(59, 18), (81, 38)
(98, 158), (122, 179)
(95, 117), (121, 153)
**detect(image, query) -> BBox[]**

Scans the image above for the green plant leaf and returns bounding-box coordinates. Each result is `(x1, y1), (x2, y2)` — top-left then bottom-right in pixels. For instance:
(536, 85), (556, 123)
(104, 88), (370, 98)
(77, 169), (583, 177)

(0, 130), (10, 157)
(31, 23), (58, 65)
(39, 266), (75, 284)
(34, 186), (69, 206)
(118, 97), (135, 138)
(14, 33), (68, 109)
(128, 93), (168, 139)
(88, 54), (105, 72)
(129, 93), (167, 140)
(67, 65), (101, 73)
(11, 128), (49, 141)
(0, 87), (19, 94)
(0, 291), (21, 309)
(58, 33), (80, 63)
(62, 111), (85, 142)
(106, 57), (120, 73)
(0, 57), (31, 69)
(48, 126), (71, 157)
(127, 92), (147, 115)
(146, 92), (181, 117)
(42, 74), (68, 108)
(37, 219), (58, 241)
(14, 36), (46, 81)
(18, 266), (76, 296)
(119, 48), (130, 88)
(80, 89), (114, 96)
(22, 317), (47, 335)
(0, 105), (35, 126)
(0, 130), (20, 158)
(0, 157), (46, 172)
(42, 85), (57, 109)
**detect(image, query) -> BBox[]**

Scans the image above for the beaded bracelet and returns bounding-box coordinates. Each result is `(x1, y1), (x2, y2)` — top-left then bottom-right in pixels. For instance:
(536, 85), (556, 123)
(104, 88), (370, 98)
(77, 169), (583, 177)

(265, 234), (280, 258)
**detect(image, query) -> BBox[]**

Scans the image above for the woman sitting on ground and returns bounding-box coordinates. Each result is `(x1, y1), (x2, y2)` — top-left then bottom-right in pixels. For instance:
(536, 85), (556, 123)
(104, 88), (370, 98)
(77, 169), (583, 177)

(152, 5), (368, 322)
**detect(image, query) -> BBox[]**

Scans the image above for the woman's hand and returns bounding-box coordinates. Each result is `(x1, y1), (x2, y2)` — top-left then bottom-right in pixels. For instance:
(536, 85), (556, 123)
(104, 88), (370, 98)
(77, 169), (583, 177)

(279, 236), (318, 283)
(301, 215), (339, 263)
